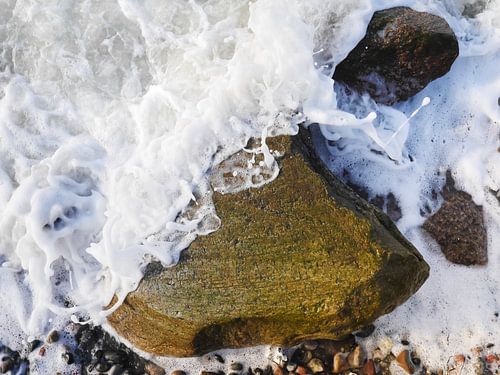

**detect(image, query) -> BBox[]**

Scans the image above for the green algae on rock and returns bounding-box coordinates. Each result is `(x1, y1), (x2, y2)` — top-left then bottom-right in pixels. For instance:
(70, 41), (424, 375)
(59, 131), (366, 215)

(108, 128), (429, 357)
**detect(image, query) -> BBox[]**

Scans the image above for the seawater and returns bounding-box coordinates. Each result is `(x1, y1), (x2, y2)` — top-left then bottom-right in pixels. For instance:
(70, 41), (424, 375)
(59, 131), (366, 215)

(0, 0), (499, 372)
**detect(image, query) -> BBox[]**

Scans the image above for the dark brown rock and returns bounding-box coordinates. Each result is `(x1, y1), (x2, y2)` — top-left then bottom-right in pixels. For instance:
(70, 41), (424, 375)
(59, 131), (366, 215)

(46, 330), (60, 344)
(108, 128), (429, 356)
(423, 174), (487, 265)
(334, 7), (459, 105)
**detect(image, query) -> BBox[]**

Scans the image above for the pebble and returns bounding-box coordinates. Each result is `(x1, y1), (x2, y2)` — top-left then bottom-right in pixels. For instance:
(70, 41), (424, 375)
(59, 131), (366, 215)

(38, 346), (46, 357)
(332, 353), (348, 374)
(286, 363), (297, 372)
(454, 354), (465, 364)
(362, 359), (376, 375)
(485, 354), (498, 363)
(347, 345), (364, 369)
(396, 350), (417, 374)
(0, 356), (13, 374)
(29, 340), (42, 352)
(214, 354), (225, 364)
(47, 330), (60, 344)
(62, 351), (74, 365)
(295, 366), (307, 375)
(230, 363), (244, 371)
(144, 362), (166, 375)
(306, 358), (324, 373)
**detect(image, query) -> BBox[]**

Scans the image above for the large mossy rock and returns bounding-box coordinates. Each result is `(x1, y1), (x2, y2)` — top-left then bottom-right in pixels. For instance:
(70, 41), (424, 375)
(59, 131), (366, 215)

(108, 128), (429, 357)
(333, 7), (459, 105)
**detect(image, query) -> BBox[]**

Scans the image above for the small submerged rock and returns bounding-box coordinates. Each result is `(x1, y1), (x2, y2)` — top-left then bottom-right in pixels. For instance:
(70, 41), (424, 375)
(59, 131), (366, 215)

(334, 6), (459, 105)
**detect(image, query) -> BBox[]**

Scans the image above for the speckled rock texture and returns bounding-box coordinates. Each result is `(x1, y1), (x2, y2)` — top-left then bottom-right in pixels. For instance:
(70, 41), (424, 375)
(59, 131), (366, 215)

(423, 175), (487, 266)
(333, 7), (459, 105)
(108, 128), (429, 357)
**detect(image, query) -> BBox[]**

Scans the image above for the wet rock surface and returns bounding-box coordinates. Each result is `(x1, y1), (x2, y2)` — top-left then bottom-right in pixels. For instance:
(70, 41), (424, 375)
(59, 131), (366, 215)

(109, 128), (429, 356)
(333, 7), (459, 105)
(423, 174), (487, 266)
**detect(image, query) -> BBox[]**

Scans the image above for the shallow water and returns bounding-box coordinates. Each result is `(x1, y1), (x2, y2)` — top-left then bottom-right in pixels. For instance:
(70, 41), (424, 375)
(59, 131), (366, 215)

(0, 0), (499, 372)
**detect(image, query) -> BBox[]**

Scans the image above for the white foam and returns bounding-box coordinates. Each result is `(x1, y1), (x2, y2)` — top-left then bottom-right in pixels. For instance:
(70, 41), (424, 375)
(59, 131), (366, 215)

(0, 0), (499, 372)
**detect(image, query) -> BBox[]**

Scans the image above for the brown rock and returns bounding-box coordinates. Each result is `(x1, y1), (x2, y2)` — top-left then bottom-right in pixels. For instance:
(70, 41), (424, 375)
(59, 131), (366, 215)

(144, 362), (166, 375)
(347, 345), (365, 369)
(423, 174), (487, 265)
(306, 358), (325, 374)
(108, 128), (429, 356)
(38, 346), (46, 357)
(46, 330), (60, 344)
(333, 353), (349, 374)
(396, 350), (417, 374)
(334, 7), (459, 105)
(295, 366), (307, 375)
(362, 359), (376, 375)
(454, 354), (465, 364)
